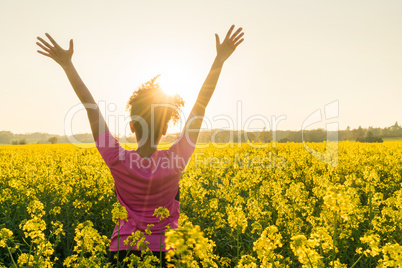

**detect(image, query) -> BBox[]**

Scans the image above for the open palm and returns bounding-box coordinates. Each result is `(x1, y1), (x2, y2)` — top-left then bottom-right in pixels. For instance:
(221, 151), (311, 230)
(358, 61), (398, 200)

(36, 33), (74, 67)
(215, 25), (244, 63)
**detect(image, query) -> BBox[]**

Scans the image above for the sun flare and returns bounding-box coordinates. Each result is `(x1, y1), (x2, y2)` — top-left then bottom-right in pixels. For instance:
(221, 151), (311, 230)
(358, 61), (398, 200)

(153, 62), (201, 102)
(158, 74), (181, 96)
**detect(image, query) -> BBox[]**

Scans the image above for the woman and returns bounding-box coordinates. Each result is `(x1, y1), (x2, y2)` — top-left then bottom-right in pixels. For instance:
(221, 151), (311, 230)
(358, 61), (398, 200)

(36, 25), (244, 267)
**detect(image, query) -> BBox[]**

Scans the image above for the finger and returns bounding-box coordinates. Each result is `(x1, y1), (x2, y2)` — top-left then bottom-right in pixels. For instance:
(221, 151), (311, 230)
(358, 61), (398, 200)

(215, 34), (220, 47)
(37, 50), (52, 58)
(225, 25), (235, 40)
(233, 32), (244, 43)
(36, 42), (51, 53)
(230, 27), (243, 40)
(45, 33), (61, 48)
(37, 36), (53, 50)
(234, 38), (244, 48)
(69, 39), (74, 52)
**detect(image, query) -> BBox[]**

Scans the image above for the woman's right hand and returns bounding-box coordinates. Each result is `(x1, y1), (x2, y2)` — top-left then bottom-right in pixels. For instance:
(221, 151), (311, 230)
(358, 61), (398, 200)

(36, 33), (74, 68)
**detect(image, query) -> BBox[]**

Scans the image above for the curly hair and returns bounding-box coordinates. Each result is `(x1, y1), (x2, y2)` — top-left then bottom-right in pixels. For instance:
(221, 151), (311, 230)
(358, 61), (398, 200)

(126, 75), (184, 134)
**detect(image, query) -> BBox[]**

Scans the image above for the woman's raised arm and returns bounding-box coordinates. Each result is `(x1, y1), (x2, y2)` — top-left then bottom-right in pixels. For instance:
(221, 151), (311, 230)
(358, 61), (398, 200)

(36, 33), (109, 141)
(184, 25), (244, 143)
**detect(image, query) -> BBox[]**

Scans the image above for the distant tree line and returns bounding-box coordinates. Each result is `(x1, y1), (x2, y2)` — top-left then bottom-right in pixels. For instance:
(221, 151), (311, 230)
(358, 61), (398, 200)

(250, 122), (401, 143)
(0, 131), (93, 145)
(0, 122), (400, 144)
(11, 139), (27, 145)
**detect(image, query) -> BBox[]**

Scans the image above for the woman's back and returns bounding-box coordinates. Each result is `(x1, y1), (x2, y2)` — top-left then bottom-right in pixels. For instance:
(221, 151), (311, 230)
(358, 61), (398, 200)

(96, 130), (195, 252)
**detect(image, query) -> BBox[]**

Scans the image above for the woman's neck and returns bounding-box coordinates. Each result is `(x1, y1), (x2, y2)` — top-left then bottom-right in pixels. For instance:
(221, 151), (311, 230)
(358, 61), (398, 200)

(134, 131), (163, 158)
(136, 144), (157, 159)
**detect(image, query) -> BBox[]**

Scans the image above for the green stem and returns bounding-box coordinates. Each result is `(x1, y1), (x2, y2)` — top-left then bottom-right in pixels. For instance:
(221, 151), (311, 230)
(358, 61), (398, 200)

(332, 214), (338, 268)
(236, 229), (240, 261)
(368, 192), (373, 227)
(292, 204), (295, 235)
(124, 234), (136, 263)
(6, 244), (18, 268)
(349, 254), (363, 268)
(80, 242), (84, 260)
(160, 219), (163, 268)
(27, 241), (33, 267)
(267, 254), (277, 268)
(117, 220), (121, 268)
(304, 248), (314, 268)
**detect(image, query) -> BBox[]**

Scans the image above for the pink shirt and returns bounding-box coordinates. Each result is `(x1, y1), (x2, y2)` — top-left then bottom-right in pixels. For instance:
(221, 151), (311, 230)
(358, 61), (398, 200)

(95, 131), (195, 252)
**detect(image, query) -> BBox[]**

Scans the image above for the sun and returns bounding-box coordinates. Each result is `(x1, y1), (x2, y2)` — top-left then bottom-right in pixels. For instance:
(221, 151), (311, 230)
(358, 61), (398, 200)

(152, 61), (202, 102)
(158, 73), (182, 96)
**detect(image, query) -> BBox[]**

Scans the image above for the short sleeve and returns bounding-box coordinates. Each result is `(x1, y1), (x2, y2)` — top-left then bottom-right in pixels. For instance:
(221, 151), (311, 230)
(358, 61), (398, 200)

(95, 131), (126, 165)
(167, 131), (196, 172)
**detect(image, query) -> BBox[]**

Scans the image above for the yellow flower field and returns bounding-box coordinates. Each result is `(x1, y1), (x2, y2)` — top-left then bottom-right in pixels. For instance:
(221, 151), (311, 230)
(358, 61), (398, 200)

(1, 141), (402, 267)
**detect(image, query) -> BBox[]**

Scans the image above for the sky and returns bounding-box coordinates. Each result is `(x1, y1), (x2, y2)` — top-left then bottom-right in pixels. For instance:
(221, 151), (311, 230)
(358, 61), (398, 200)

(0, 0), (401, 136)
